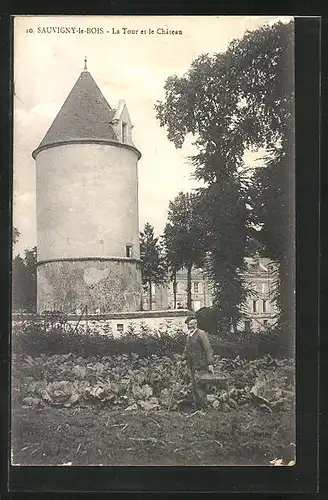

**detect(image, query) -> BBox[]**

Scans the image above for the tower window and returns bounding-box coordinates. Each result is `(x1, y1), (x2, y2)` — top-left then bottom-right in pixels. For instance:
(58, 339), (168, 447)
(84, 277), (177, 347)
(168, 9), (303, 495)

(126, 245), (132, 258)
(252, 300), (257, 313)
(122, 122), (127, 143)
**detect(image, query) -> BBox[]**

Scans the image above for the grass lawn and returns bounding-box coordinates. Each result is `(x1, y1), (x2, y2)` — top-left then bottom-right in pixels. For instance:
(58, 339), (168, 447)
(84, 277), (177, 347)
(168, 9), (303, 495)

(11, 406), (295, 466)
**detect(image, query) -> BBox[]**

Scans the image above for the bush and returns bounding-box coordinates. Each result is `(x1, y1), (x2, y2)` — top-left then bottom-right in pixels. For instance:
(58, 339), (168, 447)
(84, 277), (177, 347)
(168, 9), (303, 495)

(195, 307), (218, 334)
(12, 316), (292, 360)
(210, 330), (292, 359)
(195, 308), (293, 359)
(12, 319), (186, 358)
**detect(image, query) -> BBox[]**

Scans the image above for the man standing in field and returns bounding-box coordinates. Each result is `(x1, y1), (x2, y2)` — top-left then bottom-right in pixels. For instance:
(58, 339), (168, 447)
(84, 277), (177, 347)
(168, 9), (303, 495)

(180, 315), (214, 409)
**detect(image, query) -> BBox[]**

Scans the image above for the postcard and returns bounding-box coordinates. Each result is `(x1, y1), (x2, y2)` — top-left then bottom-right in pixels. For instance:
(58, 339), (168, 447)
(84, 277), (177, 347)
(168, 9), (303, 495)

(11, 15), (295, 468)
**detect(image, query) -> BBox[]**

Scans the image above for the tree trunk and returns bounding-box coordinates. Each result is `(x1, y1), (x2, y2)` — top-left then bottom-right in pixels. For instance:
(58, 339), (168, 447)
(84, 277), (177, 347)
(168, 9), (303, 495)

(173, 271), (177, 309)
(149, 280), (152, 311)
(187, 264), (192, 310)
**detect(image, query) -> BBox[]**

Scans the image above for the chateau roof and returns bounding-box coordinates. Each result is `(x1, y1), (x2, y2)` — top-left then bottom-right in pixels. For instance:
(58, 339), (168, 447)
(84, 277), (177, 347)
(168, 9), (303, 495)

(33, 69), (118, 157)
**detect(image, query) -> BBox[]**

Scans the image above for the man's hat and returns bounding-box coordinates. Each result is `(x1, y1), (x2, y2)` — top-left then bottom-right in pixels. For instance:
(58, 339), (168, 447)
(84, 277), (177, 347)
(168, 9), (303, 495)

(185, 314), (197, 324)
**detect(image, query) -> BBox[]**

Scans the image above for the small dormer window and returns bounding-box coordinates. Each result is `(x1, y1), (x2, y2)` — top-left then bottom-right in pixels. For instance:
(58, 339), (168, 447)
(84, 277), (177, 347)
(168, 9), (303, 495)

(122, 122), (127, 143)
(126, 245), (132, 258)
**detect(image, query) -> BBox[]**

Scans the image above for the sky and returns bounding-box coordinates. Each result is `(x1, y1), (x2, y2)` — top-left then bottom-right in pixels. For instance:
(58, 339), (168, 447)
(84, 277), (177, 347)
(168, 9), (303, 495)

(13, 15), (292, 256)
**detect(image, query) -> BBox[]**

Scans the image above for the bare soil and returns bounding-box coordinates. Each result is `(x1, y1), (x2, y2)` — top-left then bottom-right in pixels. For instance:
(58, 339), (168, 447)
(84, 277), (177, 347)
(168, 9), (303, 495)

(11, 406), (295, 466)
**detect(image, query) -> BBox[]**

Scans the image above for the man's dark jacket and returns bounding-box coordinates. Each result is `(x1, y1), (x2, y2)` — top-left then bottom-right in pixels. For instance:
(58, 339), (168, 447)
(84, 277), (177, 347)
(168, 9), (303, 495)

(182, 328), (214, 371)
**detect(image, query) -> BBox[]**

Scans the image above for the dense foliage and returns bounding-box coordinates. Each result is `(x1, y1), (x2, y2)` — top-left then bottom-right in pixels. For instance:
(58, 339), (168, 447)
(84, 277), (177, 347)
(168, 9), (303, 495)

(13, 227), (20, 245)
(197, 182), (248, 330)
(12, 319), (185, 358)
(12, 318), (290, 359)
(248, 146), (295, 340)
(155, 21), (293, 164)
(12, 247), (37, 312)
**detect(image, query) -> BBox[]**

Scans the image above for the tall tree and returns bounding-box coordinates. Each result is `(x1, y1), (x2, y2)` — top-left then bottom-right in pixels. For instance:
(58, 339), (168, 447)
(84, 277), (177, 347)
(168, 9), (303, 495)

(164, 192), (206, 310)
(23, 247), (37, 311)
(198, 180), (248, 331)
(155, 21), (293, 162)
(155, 21), (294, 333)
(139, 223), (166, 310)
(12, 255), (27, 311)
(248, 145), (295, 339)
(12, 246), (37, 312)
(160, 235), (180, 309)
(13, 227), (20, 245)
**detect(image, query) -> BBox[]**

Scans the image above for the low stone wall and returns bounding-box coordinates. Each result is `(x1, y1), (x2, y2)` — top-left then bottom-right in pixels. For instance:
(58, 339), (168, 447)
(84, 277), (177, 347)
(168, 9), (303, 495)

(12, 309), (192, 338)
(68, 309), (191, 337)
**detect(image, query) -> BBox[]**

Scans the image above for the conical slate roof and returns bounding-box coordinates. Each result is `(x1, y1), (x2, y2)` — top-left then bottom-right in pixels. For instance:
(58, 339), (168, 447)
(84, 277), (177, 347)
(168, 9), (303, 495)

(33, 69), (118, 157)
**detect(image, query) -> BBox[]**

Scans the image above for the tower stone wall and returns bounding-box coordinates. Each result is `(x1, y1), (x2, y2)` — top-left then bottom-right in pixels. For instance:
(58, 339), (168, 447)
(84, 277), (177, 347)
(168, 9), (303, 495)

(36, 143), (140, 261)
(37, 259), (142, 313)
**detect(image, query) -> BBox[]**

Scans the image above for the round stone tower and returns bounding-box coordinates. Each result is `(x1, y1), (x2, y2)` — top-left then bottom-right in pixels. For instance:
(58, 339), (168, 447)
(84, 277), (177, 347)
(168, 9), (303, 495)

(32, 60), (142, 313)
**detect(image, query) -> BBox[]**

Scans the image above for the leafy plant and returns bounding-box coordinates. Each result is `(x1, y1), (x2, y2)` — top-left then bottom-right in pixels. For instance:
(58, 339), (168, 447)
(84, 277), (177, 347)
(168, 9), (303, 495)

(13, 352), (295, 414)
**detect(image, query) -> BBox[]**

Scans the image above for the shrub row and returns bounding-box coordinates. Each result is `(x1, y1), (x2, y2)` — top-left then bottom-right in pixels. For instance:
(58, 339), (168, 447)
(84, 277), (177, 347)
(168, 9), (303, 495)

(212, 334), (291, 360)
(12, 319), (292, 359)
(12, 321), (185, 358)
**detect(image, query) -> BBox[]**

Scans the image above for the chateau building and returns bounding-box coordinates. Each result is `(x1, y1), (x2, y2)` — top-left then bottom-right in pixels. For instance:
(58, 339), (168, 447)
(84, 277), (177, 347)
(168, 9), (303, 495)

(143, 257), (279, 331)
(240, 257), (279, 331)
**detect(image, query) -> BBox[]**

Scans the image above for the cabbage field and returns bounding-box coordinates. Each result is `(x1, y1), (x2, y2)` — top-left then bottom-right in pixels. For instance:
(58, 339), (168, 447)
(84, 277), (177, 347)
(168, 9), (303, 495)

(11, 352), (295, 466)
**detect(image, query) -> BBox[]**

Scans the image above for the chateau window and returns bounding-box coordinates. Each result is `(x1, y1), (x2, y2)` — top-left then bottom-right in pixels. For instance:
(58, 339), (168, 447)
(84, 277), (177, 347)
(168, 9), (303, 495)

(122, 122), (127, 143)
(263, 320), (268, 327)
(193, 281), (199, 293)
(117, 324), (124, 333)
(263, 300), (267, 313)
(126, 245), (132, 258)
(252, 300), (257, 313)
(245, 319), (251, 330)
